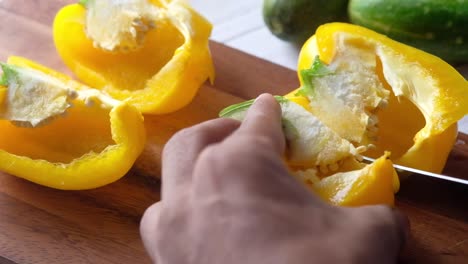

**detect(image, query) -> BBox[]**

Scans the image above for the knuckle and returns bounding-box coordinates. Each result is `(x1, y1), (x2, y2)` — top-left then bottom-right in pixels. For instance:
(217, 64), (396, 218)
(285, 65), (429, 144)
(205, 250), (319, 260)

(195, 144), (241, 182)
(236, 133), (276, 150)
(197, 144), (221, 166)
(141, 202), (190, 262)
(164, 126), (211, 155)
(140, 203), (159, 232)
(229, 136), (273, 164)
(170, 126), (206, 145)
(168, 118), (240, 147)
(197, 139), (262, 172)
(163, 128), (190, 154)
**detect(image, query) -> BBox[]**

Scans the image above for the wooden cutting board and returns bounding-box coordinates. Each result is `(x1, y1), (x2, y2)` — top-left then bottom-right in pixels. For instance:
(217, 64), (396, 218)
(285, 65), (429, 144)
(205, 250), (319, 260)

(0, 1), (467, 263)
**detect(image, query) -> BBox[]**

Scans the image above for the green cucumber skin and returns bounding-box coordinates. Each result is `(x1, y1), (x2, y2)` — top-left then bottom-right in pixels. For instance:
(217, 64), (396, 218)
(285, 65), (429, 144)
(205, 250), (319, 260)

(349, 0), (468, 63)
(263, 0), (349, 44)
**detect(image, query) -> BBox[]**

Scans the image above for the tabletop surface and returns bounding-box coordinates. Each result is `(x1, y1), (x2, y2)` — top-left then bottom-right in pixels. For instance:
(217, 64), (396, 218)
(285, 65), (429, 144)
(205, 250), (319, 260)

(0, 1), (467, 264)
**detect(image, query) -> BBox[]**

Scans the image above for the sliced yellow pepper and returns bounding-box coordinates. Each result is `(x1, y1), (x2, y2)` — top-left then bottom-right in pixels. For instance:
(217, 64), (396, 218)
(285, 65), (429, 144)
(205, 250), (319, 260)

(220, 97), (399, 207)
(292, 23), (468, 173)
(0, 56), (146, 190)
(53, 0), (214, 114)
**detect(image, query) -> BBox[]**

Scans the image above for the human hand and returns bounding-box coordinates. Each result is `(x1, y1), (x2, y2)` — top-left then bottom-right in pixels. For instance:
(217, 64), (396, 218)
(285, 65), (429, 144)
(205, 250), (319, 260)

(140, 94), (409, 264)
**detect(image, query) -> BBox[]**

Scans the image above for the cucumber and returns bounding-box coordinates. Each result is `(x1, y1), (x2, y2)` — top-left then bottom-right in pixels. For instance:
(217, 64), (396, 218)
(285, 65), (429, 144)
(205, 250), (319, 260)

(349, 0), (468, 64)
(263, 0), (349, 44)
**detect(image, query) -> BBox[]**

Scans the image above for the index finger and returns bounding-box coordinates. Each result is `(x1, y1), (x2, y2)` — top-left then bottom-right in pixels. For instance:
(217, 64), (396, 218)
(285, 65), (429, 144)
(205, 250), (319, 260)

(235, 93), (285, 154)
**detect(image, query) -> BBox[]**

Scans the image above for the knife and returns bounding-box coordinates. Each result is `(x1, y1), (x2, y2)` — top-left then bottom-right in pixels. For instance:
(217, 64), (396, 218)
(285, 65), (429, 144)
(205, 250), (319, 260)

(362, 156), (468, 185)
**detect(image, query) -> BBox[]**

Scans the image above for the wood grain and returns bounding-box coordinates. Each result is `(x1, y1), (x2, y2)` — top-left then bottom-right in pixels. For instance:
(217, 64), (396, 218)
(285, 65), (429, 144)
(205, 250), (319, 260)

(0, 1), (467, 263)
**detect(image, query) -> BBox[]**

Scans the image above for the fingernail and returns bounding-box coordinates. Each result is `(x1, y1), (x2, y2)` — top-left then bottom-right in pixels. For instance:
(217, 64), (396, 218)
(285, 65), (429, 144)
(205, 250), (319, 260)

(253, 93), (281, 114)
(253, 93), (271, 104)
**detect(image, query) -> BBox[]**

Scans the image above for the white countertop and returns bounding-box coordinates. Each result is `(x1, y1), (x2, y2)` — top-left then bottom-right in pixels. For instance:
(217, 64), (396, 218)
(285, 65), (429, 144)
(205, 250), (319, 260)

(190, 0), (468, 134)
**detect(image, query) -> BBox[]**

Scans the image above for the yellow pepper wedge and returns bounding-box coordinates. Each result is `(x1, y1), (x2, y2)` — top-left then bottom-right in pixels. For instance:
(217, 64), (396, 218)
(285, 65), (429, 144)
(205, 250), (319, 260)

(0, 56), (146, 190)
(293, 23), (468, 173)
(312, 153), (397, 206)
(53, 0), (214, 114)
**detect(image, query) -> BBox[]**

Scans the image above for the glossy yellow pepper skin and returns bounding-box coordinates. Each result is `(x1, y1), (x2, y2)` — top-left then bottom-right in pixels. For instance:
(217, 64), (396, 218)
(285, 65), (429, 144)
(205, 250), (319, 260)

(53, 1), (214, 114)
(293, 23), (468, 173)
(0, 56), (146, 190)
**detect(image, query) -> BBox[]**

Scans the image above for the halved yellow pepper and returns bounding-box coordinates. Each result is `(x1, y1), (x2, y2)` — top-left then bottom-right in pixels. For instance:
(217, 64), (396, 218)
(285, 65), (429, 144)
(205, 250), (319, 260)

(292, 23), (468, 173)
(220, 23), (468, 206)
(0, 56), (146, 190)
(53, 0), (214, 114)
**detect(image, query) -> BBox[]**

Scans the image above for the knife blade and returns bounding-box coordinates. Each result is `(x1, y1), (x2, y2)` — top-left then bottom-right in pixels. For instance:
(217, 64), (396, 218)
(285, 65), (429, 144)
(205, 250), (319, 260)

(362, 156), (468, 185)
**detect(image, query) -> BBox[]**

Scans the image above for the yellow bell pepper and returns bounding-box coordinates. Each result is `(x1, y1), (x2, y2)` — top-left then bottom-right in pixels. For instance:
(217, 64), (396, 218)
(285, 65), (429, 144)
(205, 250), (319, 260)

(0, 56), (146, 190)
(292, 23), (468, 174)
(219, 97), (399, 206)
(53, 0), (214, 114)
